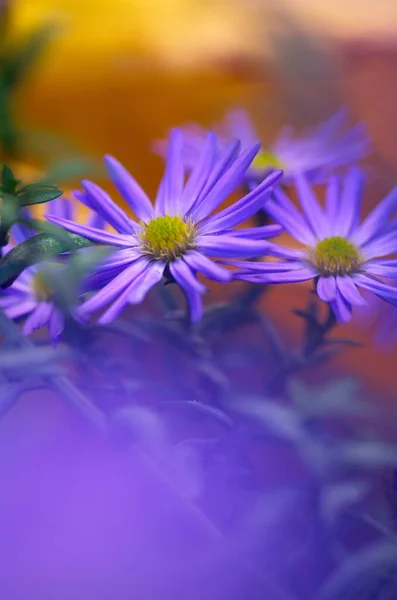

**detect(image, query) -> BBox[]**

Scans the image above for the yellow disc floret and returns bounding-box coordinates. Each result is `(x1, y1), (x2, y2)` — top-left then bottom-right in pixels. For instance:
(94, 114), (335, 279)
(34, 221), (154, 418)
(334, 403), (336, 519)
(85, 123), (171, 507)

(312, 236), (360, 276)
(252, 150), (283, 172)
(139, 215), (196, 261)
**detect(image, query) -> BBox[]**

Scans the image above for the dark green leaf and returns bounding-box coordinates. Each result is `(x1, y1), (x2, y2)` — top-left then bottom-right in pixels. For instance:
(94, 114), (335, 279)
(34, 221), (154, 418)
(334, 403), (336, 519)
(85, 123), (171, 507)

(0, 231), (96, 287)
(0, 192), (19, 244)
(1, 164), (20, 193)
(17, 185), (63, 206)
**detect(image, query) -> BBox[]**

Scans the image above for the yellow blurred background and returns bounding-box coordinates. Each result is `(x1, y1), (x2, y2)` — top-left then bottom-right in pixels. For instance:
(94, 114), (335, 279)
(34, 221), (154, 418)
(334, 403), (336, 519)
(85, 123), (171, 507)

(5, 0), (397, 395)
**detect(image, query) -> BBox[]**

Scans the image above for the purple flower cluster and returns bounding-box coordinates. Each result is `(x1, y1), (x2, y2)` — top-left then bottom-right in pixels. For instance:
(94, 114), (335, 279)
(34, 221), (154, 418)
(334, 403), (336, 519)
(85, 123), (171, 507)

(1, 109), (396, 342)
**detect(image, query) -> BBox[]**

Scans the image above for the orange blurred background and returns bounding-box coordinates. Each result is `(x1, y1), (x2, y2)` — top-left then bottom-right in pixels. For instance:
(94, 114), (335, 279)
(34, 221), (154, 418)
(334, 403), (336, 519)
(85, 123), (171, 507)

(6, 0), (397, 396)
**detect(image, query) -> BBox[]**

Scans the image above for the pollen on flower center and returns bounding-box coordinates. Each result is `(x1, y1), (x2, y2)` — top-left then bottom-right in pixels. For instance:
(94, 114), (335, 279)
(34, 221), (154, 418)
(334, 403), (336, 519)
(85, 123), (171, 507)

(252, 150), (283, 172)
(139, 215), (196, 261)
(32, 271), (53, 302)
(312, 236), (361, 276)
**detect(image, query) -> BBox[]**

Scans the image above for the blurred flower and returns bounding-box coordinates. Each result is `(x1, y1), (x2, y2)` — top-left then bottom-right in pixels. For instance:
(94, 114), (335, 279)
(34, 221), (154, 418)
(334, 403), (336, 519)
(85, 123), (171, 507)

(0, 196), (104, 344)
(46, 129), (282, 324)
(155, 108), (371, 190)
(230, 169), (397, 323)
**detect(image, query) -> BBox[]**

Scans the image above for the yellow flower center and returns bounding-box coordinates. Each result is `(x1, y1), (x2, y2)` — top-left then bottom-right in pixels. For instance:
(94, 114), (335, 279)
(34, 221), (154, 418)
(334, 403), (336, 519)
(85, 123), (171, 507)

(32, 271), (53, 302)
(252, 150), (283, 172)
(312, 236), (361, 276)
(139, 215), (196, 261)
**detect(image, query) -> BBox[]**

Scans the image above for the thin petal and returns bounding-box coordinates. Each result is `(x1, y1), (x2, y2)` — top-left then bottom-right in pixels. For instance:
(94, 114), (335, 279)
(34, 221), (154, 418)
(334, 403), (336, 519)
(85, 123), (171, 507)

(330, 290), (352, 323)
(336, 275), (366, 306)
(189, 142), (261, 222)
(190, 139), (241, 207)
(5, 298), (36, 319)
(184, 250), (232, 282)
(104, 155), (154, 222)
(199, 169), (283, 234)
(169, 259), (207, 295)
(354, 273), (397, 302)
(98, 261), (165, 324)
(23, 302), (53, 335)
(361, 231), (397, 260)
(266, 193), (315, 245)
(364, 261), (397, 278)
(81, 180), (136, 234)
(335, 168), (364, 237)
(295, 174), (327, 239)
(181, 132), (217, 213)
(221, 259), (307, 272)
(324, 176), (340, 234)
(197, 234), (273, 258)
(317, 276), (337, 302)
(235, 267), (316, 284)
(224, 108), (257, 145)
(154, 129), (185, 216)
(48, 307), (65, 343)
(223, 224), (283, 240)
(353, 187), (397, 246)
(169, 261), (205, 322)
(80, 257), (149, 314)
(46, 215), (135, 247)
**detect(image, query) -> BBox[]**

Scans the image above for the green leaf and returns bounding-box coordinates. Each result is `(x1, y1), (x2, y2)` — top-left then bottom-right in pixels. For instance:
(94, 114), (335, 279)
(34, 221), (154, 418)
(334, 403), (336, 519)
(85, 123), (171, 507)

(1, 164), (20, 194)
(17, 184), (63, 206)
(0, 192), (19, 244)
(0, 231), (96, 288)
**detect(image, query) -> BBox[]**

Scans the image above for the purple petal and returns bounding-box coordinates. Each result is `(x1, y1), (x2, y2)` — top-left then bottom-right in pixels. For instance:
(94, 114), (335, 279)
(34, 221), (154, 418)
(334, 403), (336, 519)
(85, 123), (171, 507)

(47, 197), (73, 220)
(81, 180), (136, 234)
(364, 260), (397, 278)
(80, 257), (149, 314)
(352, 187), (397, 246)
(361, 229), (397, 260)
(154, 129), (185, 216)
(330, 290), (352, 323)
(335, 168), (364, 237)
(317, 276), (337, 302)
(221, 259), (307, 272)
(48, 307), (65, 344)
(295, 175), (327, 239)
(4, 298), (36, 319)
(199, 169), (283, 234)
(266, 192), (315, 245)
(197, 234), (273, 258)
(223, 224), (283, 240)
(169, 261), (205, 322)
(324, 176), (340, 234)
(235, 267), (316, 284)
(189, 142), (260, 222)
(180, 132), (217, 213)
(46, 215), (136, 247)
(104, 155), (154, 222)
(336, 275), (366, 306)
(98, 261), (165, 324)
(190, 139), (241, 207)
(224, 109), (257, 145)
(23, 301), (53, 335)
(354, 273), (397, 302)
(184, 250), (232, 282)
(169, 259), (207, 295)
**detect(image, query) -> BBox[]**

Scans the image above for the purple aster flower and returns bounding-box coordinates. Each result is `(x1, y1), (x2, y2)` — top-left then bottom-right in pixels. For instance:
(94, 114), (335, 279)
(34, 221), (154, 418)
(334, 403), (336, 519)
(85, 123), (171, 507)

(0, 197), (104, 345)
(229, 169), (397, 323)
(154, 108), (371, 190)
(45, 129), (283, 325)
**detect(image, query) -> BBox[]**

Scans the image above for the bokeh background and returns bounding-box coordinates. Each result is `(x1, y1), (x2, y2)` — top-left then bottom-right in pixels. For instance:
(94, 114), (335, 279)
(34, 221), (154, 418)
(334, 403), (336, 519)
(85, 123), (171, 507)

(1, 2), (397, 598)
(8, 0), (397, 394)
